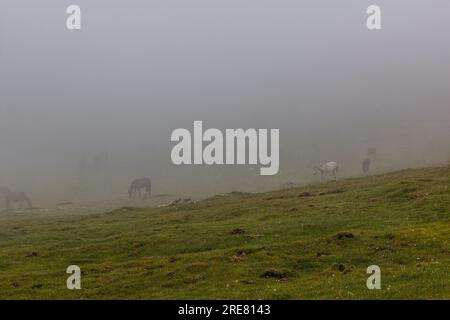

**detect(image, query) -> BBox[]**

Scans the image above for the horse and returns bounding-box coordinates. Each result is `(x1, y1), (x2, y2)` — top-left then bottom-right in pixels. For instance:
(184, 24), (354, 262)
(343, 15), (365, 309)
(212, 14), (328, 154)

(362, 158), (371, 174)
(314, 161), (338, 181)
(128, 178), (152, 198)
(0, 187), (33, 211)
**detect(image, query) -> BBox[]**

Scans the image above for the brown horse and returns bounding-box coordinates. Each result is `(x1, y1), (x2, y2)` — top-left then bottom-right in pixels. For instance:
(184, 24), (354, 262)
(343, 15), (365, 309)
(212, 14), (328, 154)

(0, 187), (33, 211)
(128, 178), (152, 198)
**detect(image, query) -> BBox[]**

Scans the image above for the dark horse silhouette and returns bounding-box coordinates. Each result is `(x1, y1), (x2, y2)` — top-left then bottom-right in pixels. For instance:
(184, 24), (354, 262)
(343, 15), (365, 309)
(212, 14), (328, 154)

(128, 178), (152, 198)
(362, 158), (371, 174)
(0, 187), (33, 210)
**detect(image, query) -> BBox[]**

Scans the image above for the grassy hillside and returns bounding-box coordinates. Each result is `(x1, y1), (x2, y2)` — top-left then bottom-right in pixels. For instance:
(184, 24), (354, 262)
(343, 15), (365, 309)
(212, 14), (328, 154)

(0, 167), (449, 299)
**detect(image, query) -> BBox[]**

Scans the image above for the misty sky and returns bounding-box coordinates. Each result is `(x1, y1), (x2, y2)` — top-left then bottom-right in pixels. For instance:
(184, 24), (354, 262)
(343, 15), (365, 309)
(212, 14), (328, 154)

(0, 1), (449, 201)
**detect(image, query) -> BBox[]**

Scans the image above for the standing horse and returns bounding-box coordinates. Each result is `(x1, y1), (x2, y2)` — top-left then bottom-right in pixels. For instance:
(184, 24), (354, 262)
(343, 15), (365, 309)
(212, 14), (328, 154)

(362, 158), (371, 174)
(314, 161), (339, 181)
(0, 187), (33, 211)
(128, 178), (152, 198)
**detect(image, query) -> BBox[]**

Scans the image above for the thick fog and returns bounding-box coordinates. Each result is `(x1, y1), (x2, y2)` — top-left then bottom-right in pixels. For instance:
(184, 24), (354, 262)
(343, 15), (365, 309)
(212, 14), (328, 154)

(1, 1), (449, 206)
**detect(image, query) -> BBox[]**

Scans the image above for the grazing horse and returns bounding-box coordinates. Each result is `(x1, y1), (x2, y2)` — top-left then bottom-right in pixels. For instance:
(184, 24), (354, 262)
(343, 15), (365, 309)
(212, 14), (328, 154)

(362, 158), (371, 174)
(0, 187), (33, 211)
(314, 161), (339, 181)
(128, 178), (152, 198)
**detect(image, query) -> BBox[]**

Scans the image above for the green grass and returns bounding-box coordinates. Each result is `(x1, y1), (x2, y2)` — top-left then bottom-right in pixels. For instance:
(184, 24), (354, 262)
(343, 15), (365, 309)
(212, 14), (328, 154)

(0, 167), (449, 299)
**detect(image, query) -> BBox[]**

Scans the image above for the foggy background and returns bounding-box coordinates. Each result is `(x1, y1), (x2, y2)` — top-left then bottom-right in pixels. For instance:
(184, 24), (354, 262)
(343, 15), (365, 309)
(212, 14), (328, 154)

(0, 0), (449, 207)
